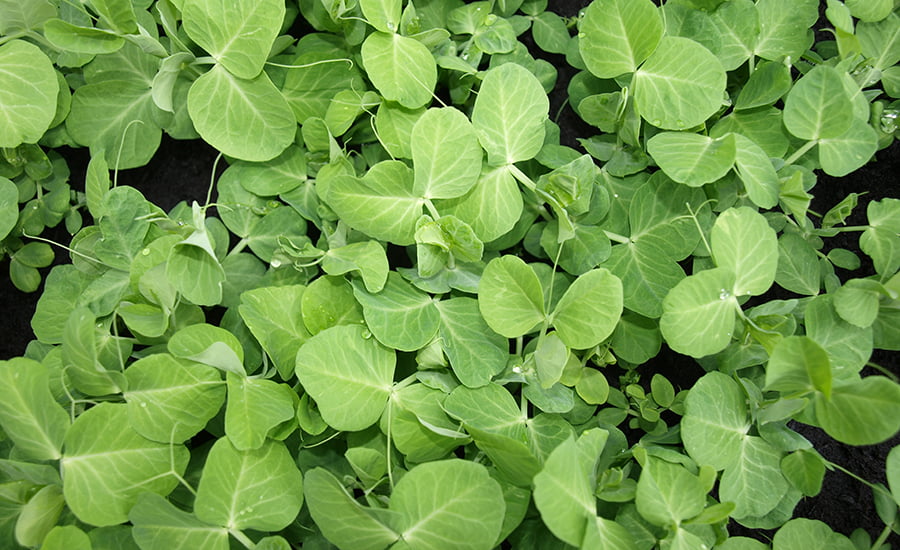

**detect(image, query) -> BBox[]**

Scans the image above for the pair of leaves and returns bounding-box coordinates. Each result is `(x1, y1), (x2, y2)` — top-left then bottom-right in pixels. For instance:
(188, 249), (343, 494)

(478, 255), (623, 350)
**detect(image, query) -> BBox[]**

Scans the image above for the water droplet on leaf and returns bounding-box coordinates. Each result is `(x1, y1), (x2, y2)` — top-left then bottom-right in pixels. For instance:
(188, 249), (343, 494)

(718, 288), (730, 300)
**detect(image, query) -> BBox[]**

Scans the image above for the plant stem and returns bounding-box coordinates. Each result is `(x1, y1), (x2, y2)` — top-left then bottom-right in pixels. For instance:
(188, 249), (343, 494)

(229, 529), (255, 549)
(871, 523), (893, 549)
(604, 230), (630, 244)
(783, 140), (818, 166)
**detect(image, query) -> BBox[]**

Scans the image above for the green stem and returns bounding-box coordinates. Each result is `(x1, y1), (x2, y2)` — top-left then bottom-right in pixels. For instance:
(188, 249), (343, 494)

(826, 459), (893, 499)
(603, 230), (631, 244)
(871, 523), (893, 550)
(386, 396), (395, 491)
(229, 529), (255, 549)
(0, 31), (26, 46)
(424, 199), (440, 220)
(508, 164), (536, 192)
(228, 238), (249, 257)
(784, 140), (818, 166)
(866, 362), (900, 384)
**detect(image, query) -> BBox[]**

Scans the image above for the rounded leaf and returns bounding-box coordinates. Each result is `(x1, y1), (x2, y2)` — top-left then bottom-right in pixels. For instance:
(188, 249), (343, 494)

(0, 40), (58, 147)
(579, 0), (663, 78)
(633, 36), (726, 130)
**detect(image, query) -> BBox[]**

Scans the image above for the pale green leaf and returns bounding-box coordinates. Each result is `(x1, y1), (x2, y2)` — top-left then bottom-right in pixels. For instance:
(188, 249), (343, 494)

(187, 65), (295, 162)
(720, 436), (789, 519)
(392, 460), (506, 550)
(647, 132), (735, 186)
(225, 374), (295, 451)
(240, 285), (312, 380)
(636, 458), (706, 526)
(711, 207), (778, 296)
(478, 255), (545, 338)
(633, 36), (726, 130)
(765, 336), (832, 397)
(352, 272), (440, 352)
(472, 63), (549, 165)
(124, 354), (225, 443)
(660, 267), (738, 357)
(61, 403), (188, 526)
(579, 0), (663, 78)
(815, 377), (900, 445)
(361, 31), (437, 108)
(682, 371), (750, 470)
(295, 324), (395, 431)
(195, 437), (303, 531)
(182, 0), (284, 79)
(551, 268), (623, 349)
(412, 107), (483, 199)
(436, 298), (508, 388)
(130, 493), (229, 550)
(782, 65), (854, 141)
(0, 40), (58, 147)
(0, 358), (68, 461)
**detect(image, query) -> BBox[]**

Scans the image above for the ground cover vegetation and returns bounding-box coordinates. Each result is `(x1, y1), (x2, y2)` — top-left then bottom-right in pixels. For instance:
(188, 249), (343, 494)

(1, 0), (900, 548)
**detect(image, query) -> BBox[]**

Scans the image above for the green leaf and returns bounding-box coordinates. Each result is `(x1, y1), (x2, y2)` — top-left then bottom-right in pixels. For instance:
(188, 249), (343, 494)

(0, 0), (56, 34)
(295, 324), (395, 431)
(707, 0), (758, 70)
(360, 0), (401, 34)
(352, 272), (440, 352)
(815, 377), (900, 445)
(766, 336), (832, 398)
(167, 239), (226, 307)
(783, 65), (854, 141)
(805, 295), (872, 377)
(888, 446), (900, 506)
(281, 34), (366, 124)
(0, 358), (68, 461)
(15, 484), (65, 548)
(40, 526), (91, 550)
(579, 0), (663, 78)
(857, 12), (900, 71)
(361, 31), (437, 108)
(772, 518), (856, 550)
(733, 133), (779, 209)
(43, 19), (124, 54)
(633, 36), (726, 130)
(780, 449), (825, 497)
(0, 177), (17, 240)
(532, 11), (571, 55)
(324, 160), (423, 245)
(817, 117), (879, 177)
(322, 241), (390, 293)
(636, 457), (707, 526)
(130, 493), (229, 550)
(436, 165), (524, 242)
(682, 372), (749, 470)
(304, 468), (400, 550)
(61, 403), (188, 526)
(712, 207), (778, 296)
(472, 63), (549, 165)
(391, 460), (506, 550)
(182, 0), (285, 79)
(0, 40), (58, 148)
(187, 66), (295, 162)
(195, 437), (304, 531)
(833, 279), (882, 329)
(63, 307), (126, 396)
(444, 384), (525, 439)
(720, 435), (789, 519)
(478, 255), (545, 338)
(229, 145), (308, 196)
(168, 323), (246, 376)
(551, 268), (623, 349)
(753, 0), (818, 62)
(300, 276), (365, 335)
(647, 132), (735, 186)
(124, 354), (225, 443)
(775, 233), (820, 295)
(412, 107), (483, 199)
(225, 374), (296, 450)
(436, 298), (508, 388)
(67, 80), (161, 170)
(240, 285), (312, 380)
(736, 60), (792, 111)
(533, 429), (608, 545)
(660, 267), (738, 357)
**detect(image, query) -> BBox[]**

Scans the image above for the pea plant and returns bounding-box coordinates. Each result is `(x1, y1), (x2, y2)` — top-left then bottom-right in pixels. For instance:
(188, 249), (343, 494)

(1, 0), (900, 548)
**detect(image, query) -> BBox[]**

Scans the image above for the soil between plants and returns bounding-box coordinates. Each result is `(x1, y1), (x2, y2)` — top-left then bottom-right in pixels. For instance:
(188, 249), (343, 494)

(0, 0), (897, 544)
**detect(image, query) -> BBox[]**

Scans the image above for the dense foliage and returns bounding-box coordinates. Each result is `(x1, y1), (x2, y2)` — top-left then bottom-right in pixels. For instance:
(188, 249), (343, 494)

(1, 0), (900, 548)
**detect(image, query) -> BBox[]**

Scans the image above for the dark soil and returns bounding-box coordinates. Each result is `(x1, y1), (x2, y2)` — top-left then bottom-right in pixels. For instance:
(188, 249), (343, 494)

(1, 0), (897, 545)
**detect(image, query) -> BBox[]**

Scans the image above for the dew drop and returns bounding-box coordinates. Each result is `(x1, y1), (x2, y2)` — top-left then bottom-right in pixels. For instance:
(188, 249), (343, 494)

(675, 119), (685, 128)
(141, 402), (148, 408)
(386, 21), (396, 32)
(613, 193), (619, 198)
(718, 288), (730, 300)
(270, 258), (282, 268)
(652, 119), (662, 126)
(141, 248), (151, 256)
(578, 32), (586, 39)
